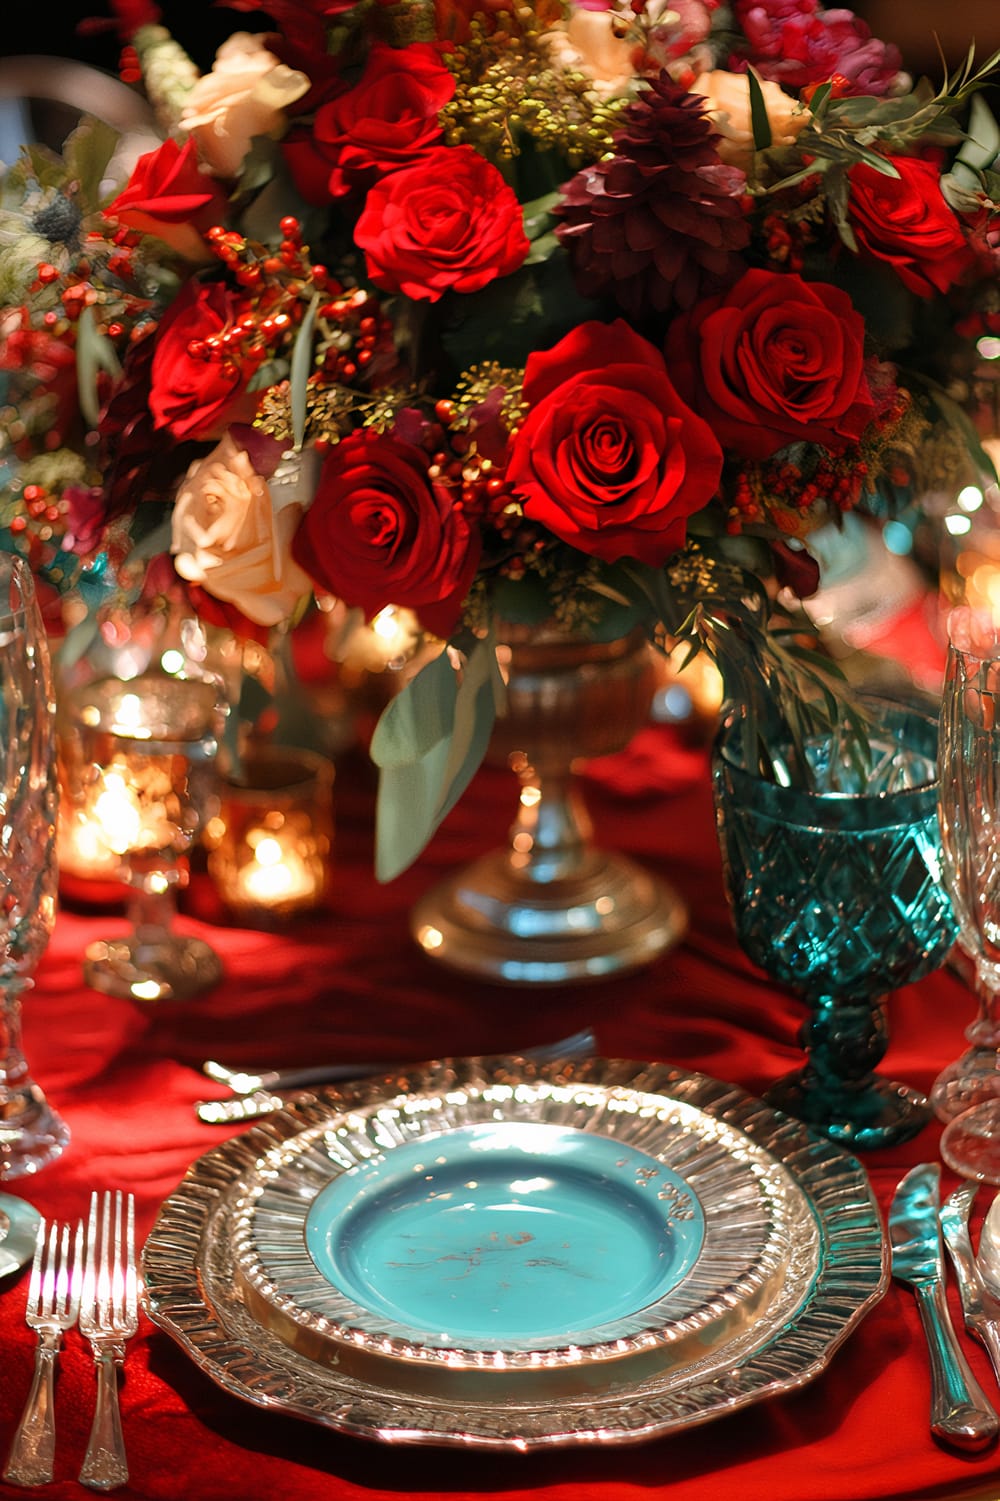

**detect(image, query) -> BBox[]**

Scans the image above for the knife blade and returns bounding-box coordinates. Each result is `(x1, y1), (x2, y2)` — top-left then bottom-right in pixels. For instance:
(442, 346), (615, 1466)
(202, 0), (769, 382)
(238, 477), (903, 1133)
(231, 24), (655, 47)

(194, 1028), (599, 1124)
(890, 1162), (998, 1450)
(941, 1180), (1000, 1388)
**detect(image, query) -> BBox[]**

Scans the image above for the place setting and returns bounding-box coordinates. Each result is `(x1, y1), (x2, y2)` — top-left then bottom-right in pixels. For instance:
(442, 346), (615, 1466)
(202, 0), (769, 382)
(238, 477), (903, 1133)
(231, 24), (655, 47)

(2, 0), (1000, 1493)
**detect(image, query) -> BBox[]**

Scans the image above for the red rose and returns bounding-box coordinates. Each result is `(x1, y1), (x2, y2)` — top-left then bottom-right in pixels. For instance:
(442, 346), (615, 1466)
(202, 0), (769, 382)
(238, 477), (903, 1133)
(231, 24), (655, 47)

(848, 156), (975, 298)
(148, 280), (260, 442)
(507, 320), (723, 566)
(355, 145), (530, 302)
(292, 429), (481, 638)
(311, 43), (455, 197)
(665, 268), (875, 461)
(106, 138), (230, 261)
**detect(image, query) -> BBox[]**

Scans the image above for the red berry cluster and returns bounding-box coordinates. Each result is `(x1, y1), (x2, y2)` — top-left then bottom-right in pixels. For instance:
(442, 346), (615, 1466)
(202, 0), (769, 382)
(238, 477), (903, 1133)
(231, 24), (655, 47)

(728, 447), (871, 537)
(200, 218), (394, 390)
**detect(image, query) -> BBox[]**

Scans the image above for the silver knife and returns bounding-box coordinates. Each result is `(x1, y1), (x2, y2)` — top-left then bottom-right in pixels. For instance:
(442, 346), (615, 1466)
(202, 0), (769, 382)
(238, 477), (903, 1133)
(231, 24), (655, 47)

(889, 1162), (999, 1450)
(194, 1028), (598, 1124)
(941, 1180), (1000, 1387)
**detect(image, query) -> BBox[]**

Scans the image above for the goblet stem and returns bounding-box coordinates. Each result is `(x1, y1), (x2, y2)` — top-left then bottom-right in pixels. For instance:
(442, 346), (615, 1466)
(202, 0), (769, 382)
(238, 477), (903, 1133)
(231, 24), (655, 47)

(765, 989), (931, 1149)
(931, 960), (1000, 1122)
(0, 977), (69, 1179)
(84, 859), (223, 1005)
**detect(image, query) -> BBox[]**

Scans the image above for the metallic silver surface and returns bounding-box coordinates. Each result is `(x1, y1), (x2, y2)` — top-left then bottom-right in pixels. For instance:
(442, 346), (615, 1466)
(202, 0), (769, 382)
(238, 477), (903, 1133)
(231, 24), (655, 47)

(940, 1181), (1000, 1390)
(232, 1085), (799, 1382)
(195, 1029), (597, 1124)
(0, 1194), (42, 1279)
(889, 1163), (998, 1449)
(143, 1056), (888, 1451)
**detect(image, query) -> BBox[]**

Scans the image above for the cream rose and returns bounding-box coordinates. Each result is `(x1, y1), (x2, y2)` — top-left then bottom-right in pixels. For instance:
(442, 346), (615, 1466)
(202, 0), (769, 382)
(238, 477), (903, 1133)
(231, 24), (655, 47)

(690, 70), (810, 169)
(171, 433), (313, 627)
(180, 33), (310, 178)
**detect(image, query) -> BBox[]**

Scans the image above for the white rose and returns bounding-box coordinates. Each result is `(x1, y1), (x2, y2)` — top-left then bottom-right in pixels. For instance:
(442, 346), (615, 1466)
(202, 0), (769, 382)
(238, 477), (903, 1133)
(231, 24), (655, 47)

(180, 33), (310, 178)
(171, 433), (312, 627)
(690, 70), (810, 169)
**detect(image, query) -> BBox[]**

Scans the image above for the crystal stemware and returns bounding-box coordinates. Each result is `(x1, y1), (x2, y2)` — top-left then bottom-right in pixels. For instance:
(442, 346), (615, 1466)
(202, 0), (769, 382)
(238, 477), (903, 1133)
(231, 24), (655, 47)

(712, 694), (958, 1149)
(932, 608), (1000, 1181)
(61, 671), (227, 1004)
(0, 551), (69, 1176)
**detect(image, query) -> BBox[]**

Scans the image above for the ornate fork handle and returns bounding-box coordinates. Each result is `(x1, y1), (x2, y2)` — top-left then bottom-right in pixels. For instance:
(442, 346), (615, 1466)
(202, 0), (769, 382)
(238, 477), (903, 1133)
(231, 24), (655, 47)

(4, 1330), (62, 1487)
(79, 1337), (128, 1492)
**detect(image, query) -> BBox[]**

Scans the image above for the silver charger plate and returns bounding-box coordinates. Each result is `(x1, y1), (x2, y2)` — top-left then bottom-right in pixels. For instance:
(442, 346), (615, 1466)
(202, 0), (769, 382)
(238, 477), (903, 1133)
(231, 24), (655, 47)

(142, 1056), (888, 1450)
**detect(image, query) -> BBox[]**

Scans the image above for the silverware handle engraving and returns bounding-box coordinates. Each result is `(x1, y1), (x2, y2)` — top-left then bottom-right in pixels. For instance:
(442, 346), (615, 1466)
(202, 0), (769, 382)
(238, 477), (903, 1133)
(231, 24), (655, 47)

(4, 1338), (58, 1487)
(915, 1281), (999, 1449)
(79, 1345), (128, 1492)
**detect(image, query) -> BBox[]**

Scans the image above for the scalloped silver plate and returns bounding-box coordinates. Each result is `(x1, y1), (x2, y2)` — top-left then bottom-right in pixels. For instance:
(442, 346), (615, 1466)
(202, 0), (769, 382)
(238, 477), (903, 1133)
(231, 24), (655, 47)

(141, 1056), (888, 1450)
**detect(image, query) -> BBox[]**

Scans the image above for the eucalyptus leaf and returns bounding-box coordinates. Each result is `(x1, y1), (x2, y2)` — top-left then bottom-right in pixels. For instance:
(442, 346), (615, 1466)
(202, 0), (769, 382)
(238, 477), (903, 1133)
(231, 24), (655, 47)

(747, 68), (772, 152)
(806, 82), (832, 121)
(521, 190), (561, 240)
(290, 291), (320, 451)
(63, 117), (121, 209)
(76, 304), (123, 429)
(957, 91), (1000, 171)
(371, 635), (504, 881)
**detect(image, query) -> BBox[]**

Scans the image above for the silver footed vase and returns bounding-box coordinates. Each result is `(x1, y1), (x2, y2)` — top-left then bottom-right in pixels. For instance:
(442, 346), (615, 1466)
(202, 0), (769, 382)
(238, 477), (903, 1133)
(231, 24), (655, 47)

(411, 626), (687, 985)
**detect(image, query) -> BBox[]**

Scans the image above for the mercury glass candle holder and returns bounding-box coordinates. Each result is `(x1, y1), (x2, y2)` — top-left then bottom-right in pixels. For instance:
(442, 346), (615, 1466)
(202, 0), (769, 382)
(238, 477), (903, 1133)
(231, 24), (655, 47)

(60, 671), (227, 1003)
(206, 745), (334, 923)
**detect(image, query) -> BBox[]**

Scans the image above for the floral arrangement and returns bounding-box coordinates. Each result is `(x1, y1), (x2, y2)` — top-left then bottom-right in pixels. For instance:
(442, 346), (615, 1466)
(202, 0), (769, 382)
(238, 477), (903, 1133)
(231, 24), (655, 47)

(0, 0), (998, 875)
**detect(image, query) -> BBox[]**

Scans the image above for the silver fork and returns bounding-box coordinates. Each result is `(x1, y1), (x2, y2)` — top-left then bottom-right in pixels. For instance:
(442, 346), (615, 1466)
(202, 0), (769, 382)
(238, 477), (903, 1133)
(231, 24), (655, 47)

(78, 1191), (139, 1493)
(4, 1217), (83, 1487)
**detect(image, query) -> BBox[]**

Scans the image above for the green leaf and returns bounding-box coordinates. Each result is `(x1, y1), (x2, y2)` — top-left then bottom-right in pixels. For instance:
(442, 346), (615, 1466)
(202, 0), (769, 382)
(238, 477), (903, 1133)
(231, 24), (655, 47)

(290, 291), (320, 451)
(521, 190), (561, 241)
(370, 633), (504, 881)
(824, 169), (859, 253)
(75, 304), (123, 428)
(958, 91), (1000, 171)
(63, 116), (120, 209)
(746, 68), (772, 152)
(806, 81), (832, 121)
(524, 231), (561, 265)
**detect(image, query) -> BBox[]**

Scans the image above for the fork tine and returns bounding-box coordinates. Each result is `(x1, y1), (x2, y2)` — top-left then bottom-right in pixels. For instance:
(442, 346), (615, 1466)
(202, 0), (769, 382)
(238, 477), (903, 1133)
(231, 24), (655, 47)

(24, 1218), (45, 1319)
(82, 1191), (97, 1321)
(124, 1195), (137, 1321)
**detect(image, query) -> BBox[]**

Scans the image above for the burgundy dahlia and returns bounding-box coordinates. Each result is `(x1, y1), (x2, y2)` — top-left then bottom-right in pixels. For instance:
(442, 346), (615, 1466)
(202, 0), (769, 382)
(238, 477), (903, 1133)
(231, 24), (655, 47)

(554, 75), (750, 323)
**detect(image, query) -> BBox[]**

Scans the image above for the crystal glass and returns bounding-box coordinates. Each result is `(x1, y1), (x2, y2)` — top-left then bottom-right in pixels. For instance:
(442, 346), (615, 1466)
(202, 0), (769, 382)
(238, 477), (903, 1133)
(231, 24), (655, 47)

(0, 551), (69, 1175)
(712, 696), (958, 1149)
(932, 608), (1000, 1180)
(61, 671), (227, 1004)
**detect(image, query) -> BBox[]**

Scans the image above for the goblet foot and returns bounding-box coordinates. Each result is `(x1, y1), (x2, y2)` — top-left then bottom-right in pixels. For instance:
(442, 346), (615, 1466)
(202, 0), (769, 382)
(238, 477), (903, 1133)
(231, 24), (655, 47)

(765, 1067), (931, 1150)
(930, 1045), (1000, 1123)
(84, 928), (223, 1003)
(0, 1083), (70, 1179)
(411, 849), (686, 985)
(940, 1101), (1000, 1184)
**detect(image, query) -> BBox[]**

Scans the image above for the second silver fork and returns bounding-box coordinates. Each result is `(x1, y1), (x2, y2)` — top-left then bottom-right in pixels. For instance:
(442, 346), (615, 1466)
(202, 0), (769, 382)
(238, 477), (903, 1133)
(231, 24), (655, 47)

(4, 1216), (83, 1487)
(78, 1190), (139, 1493)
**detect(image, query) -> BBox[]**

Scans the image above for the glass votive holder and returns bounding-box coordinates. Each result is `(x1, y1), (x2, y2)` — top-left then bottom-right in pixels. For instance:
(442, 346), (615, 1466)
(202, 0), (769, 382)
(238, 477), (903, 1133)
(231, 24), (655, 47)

(206, 745), (334, 922)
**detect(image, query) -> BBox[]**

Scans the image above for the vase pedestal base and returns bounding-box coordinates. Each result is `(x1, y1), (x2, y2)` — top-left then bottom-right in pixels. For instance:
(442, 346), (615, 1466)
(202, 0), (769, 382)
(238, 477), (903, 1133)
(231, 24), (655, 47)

(411, 849), (686, 986)
(765, 1067), (931, 1150)
(84, 929), (224, 1003)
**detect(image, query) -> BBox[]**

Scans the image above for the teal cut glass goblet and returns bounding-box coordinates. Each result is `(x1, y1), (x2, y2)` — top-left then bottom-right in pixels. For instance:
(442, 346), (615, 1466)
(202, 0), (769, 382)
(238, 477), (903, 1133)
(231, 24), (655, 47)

(712, 696), (958, 1149)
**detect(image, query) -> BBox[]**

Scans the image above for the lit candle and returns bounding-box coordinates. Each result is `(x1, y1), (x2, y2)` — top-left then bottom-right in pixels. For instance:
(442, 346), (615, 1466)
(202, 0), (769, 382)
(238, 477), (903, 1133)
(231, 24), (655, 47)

(206, 744), (334, 921)
(233, 836), (321, 906)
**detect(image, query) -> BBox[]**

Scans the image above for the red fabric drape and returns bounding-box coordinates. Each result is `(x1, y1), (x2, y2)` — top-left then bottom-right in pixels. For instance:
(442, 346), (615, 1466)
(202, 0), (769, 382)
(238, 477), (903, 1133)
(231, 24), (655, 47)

(0, 720), (996, 1501)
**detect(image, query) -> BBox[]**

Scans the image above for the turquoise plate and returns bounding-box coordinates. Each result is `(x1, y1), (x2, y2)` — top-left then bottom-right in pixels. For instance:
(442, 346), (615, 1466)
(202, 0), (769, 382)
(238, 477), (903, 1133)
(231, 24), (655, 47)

(303, 1120), (704, 1344)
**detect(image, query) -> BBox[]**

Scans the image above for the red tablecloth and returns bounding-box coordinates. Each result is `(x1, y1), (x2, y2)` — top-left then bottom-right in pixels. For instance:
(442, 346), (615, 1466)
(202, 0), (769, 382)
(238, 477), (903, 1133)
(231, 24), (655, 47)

(2, 725), (997, 1501)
